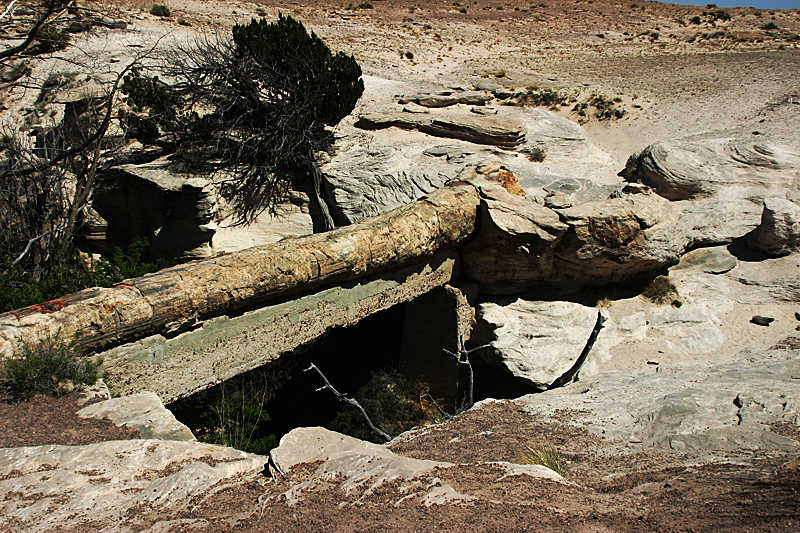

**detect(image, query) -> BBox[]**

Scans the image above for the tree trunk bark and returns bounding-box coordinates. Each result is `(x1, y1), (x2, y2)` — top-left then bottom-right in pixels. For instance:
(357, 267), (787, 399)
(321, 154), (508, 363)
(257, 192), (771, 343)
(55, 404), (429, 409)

(309, 157), (335, 232)
(0, 183), (481, 357)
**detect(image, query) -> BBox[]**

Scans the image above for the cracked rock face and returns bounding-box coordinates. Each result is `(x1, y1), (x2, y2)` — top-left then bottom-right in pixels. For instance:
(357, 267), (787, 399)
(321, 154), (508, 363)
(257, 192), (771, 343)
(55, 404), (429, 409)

(267, 426), (564, 506)
(0, 389), (265, 533)
(322, 97), (600, 225)
(515, 334), (800, 456)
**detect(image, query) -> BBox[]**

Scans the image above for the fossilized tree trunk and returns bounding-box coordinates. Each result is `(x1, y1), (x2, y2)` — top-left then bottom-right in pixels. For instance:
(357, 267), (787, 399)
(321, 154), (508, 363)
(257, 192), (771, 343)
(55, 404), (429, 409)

(0, 183), (480, 357)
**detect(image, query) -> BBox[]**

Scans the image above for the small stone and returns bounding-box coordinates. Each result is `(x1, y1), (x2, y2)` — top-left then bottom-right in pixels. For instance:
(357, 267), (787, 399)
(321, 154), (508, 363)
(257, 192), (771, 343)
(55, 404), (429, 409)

(471, 106), (498, 115)
(750, 316), (775, 326)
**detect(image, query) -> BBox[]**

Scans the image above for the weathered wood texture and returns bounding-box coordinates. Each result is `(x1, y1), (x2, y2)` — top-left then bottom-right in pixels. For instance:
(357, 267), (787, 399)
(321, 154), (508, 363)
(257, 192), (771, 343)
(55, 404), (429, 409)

(0, 184), (480, 356)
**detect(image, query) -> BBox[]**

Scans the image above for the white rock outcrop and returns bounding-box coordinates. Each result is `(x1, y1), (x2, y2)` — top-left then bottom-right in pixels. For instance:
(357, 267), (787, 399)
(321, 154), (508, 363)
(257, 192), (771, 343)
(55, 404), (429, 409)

(0, 439), (266, 533)
(515, 334), (800, 456)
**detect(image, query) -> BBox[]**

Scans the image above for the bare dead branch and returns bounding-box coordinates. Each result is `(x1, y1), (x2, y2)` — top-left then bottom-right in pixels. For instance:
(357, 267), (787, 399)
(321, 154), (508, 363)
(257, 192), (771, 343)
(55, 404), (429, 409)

(547, 311), (607, 390)
(303, 363), (392, 443)
(444, 338), (491, 412)
(0, 0), (60, 61)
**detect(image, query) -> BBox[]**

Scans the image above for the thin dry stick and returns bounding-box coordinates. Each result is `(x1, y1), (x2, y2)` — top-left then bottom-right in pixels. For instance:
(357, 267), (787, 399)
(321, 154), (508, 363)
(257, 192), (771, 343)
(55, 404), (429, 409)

(303, 363), (391, 443)
(547, 311), (607, 390)
(443, 337), (491, 412)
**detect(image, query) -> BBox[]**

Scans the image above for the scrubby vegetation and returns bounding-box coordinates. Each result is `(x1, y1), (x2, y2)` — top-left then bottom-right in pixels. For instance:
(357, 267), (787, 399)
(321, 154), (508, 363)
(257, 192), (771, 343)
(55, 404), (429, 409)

(329, 368), (438, 443)
(0, 336), (102, 399)
(191, 379), (279, 455)
(149, 4), (171, 17)
(126, 15), (363, 230)
(0, 237), (173, 314)
(643, 275), (682, 307)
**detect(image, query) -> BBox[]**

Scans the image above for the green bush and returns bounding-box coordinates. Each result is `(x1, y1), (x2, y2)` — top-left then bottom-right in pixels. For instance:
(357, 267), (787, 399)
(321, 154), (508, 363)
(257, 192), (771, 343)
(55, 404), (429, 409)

(0, 237), (172, 314)
(521, 87), (569, 108)
(120, 68), (184, 142)
(712, 9), (731, 22)
(761, 22), (778, 30)
(156, 14), (363, 229)
(1, 336), (102, 399)
(150, 4), (171, 17)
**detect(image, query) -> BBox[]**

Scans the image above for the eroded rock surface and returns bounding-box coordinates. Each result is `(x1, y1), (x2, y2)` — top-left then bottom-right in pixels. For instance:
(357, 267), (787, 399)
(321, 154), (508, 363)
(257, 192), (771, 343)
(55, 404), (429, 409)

(514, 334), (800, 456)
(740, 196), (800, 256)
(620, 140), (800, 201)
(0, 439), (265, 533)
(77, 391), (196, 441)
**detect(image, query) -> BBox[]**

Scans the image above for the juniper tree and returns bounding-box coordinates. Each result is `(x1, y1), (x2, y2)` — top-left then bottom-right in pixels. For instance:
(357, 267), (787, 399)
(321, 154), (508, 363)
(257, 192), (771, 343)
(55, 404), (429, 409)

(144, 14), (364, 229)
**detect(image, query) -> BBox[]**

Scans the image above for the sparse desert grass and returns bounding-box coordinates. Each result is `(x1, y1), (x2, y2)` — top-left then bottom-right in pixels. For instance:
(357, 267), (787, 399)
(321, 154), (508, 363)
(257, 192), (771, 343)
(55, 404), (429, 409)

(520, 445), (567, 476)
(643, 275), (682, 307)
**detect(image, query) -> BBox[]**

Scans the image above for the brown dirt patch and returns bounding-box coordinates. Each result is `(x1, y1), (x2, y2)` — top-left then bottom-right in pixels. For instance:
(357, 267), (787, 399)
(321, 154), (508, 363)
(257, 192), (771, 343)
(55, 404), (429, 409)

(0, 391), (141, 448)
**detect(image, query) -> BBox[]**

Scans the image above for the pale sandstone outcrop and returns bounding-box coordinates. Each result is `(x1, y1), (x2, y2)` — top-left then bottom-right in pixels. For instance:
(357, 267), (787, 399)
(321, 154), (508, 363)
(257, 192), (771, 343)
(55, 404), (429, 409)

(0, 439), (265, 533)
(268, 426), (564, 506)
(77, 391), (196, 441)
(740, 196), (800, 256)
(514, 334), (800, 456)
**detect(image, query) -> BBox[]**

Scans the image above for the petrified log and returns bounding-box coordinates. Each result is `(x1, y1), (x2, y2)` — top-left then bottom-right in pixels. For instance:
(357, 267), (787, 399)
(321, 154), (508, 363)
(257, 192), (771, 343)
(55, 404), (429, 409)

(0, 184), (481, 357)
(354, 112), (525, 148)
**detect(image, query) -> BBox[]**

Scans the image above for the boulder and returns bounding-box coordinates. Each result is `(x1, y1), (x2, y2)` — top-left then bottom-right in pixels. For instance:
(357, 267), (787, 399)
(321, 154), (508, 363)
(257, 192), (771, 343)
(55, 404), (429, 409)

(517, 108), (592, 158)
(669, 246), (737, 275)
(620, 139), (800, 201)
(269, 427), (453, 504)
(459, 176), (568, 291)
(322, 145), (461, 224)
(325, 100), (605, 225)
(461, 181), (685, 293)
(77, 391), (196, 441)
(92, 158), (217, 261)
(620, 139), (800, 246)
(740, 197), (800, 256)
(472, 300), (601, 390)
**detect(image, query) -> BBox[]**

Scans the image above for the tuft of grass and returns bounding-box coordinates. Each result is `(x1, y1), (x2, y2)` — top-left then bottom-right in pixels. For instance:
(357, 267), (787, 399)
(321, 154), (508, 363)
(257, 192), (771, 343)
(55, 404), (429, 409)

(520, 445), (567, 476)
(1, 336), (102, 399)
(642, 275), (680, 305)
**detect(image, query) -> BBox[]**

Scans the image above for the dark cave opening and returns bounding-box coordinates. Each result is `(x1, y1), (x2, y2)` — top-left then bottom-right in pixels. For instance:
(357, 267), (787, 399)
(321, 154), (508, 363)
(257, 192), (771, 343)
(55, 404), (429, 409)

(167, 288), (540, 452)
(167, 301), (409, 448)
